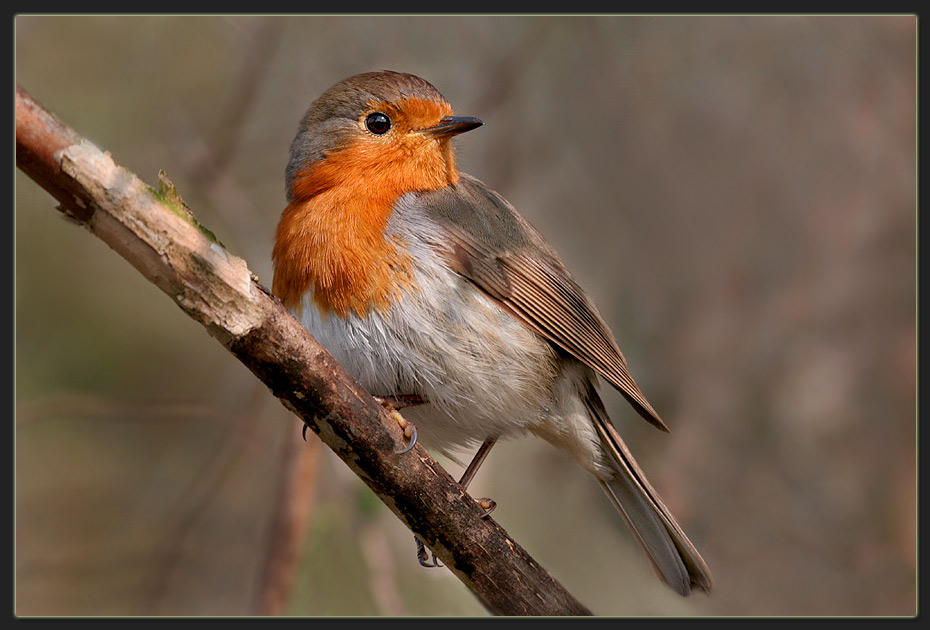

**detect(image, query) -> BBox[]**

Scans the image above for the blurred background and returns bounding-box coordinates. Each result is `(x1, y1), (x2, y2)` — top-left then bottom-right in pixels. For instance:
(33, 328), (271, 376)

(14, 15), (916, 617)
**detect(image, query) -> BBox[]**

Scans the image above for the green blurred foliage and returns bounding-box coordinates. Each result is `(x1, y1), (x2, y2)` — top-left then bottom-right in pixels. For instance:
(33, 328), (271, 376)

(15, 15), (915, 616)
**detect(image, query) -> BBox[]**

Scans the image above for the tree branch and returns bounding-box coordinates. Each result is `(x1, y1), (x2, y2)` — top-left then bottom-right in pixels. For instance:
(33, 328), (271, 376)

(15, 85), (593, 617)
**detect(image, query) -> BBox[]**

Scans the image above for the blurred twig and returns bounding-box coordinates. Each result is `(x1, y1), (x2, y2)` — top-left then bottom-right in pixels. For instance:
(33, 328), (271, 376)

(169, 111), (270, 283)
(136, 382), (268, 614)
(16, 85), (593, 617)
(469, 19), (551, 116)
(190, 19), (283, 183)
(15, 393), (216, 426)
(465, 20), (554, 191)
(359, 515), (406, 616)
(256, 417), (322, 615)
(169, 20), (284, 268)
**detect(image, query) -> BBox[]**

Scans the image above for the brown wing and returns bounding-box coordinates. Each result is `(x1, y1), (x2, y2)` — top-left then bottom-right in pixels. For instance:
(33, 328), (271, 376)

(419, 174), (668, 432)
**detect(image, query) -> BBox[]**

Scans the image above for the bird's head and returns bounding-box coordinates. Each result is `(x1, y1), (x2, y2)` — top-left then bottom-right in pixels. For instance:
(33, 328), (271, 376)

(286, 70), (483, 203)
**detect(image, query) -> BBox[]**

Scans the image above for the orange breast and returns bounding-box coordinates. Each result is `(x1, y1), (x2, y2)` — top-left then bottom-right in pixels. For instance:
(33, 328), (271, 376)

(272, 192), (412, 318)
(272, 124), (457, 318)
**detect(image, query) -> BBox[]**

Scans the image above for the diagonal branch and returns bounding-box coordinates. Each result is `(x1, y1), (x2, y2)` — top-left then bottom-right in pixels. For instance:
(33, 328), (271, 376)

(15, 85), (593, 617)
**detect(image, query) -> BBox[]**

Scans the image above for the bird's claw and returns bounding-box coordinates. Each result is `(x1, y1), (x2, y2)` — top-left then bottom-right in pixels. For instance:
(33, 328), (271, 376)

(391, 410), (418, 454)
(373, 397), (421, 454)
(410, 497), (493, 570)
(476, 497), (497, 518)
(415, 536), (442, 568)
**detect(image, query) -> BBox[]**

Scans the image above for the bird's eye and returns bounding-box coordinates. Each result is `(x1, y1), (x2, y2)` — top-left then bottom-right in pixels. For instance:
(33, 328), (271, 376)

(365, 112), (391, 135)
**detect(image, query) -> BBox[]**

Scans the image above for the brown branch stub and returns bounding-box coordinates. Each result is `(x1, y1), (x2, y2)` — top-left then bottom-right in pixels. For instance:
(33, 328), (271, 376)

(15, 85), (593, 617)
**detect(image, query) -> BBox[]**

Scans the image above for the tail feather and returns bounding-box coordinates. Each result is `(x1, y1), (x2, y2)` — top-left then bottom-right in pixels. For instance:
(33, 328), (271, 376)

(586, 393), (713, 596)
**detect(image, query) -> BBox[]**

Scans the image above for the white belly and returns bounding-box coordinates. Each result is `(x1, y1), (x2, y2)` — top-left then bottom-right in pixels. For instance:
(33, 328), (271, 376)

(296, 255), (559, 456)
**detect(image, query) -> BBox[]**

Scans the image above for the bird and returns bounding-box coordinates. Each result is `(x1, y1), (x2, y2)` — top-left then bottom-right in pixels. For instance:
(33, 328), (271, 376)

(272, 70), (712, 596)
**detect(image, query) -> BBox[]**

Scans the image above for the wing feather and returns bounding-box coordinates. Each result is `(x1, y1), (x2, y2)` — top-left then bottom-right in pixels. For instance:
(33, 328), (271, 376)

(419, 175), (667, 431)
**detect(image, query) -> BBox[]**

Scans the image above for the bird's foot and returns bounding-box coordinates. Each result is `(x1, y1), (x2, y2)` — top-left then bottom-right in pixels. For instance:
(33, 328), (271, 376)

(475, 497), (497, 518)
(415, 536), (442, 568)
(410, 496), (494, 569)
(374, 395), (425, 454)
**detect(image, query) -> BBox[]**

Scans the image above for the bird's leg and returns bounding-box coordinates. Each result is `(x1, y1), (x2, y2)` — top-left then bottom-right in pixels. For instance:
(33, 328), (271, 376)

(458, 437), (497, 489)
(373, 394), (426, 454)
(458, 436), (499, 516)
(415, 436), (499, 568)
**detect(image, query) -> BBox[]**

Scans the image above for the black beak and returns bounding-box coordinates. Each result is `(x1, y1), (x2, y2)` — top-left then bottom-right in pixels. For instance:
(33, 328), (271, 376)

(418, 115), (484, 138)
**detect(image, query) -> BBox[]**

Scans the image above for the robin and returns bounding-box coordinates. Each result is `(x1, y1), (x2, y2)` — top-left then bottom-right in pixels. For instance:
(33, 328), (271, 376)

(272, 70), (712, 596)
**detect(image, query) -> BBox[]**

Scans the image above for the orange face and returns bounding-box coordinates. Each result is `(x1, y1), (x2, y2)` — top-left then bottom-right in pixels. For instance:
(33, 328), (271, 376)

(273, 95), (459, 318)
(290, 96), (459, 201)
